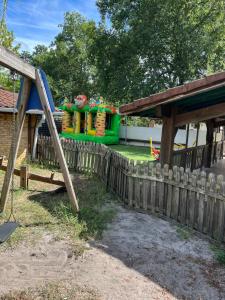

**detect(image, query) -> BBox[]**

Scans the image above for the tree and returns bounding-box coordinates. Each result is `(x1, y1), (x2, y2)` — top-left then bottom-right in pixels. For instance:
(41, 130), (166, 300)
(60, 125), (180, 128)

(0, 0), (20, 91)
(28, 1), (225, 105)
(95, 0), (225, 102)
(0, 21), (20, 91)
(31, 12), (97, 104)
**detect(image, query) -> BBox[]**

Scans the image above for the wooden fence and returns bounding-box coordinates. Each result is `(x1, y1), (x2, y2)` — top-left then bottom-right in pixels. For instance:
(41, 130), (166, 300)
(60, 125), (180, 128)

(173, 141), (224, 170)
(37, 136), (225, 242)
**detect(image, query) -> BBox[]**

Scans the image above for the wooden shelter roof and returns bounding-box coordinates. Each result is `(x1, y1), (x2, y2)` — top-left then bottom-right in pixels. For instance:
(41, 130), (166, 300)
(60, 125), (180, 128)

(119, 71), (225, 119)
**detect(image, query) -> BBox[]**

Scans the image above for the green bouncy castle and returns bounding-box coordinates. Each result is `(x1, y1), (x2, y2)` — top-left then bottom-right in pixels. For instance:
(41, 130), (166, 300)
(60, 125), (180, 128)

(60, 95), (121, 144)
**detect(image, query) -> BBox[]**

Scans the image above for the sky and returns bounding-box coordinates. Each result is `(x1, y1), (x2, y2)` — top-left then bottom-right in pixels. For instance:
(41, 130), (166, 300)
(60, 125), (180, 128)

(5, 0), (100, 52)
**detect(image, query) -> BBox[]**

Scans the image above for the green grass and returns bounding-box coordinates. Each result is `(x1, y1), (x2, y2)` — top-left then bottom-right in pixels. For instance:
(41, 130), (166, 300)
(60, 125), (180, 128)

(109, 144), (156, 161)
(210, 244), (225, 265)
(0, 167), (117, 253)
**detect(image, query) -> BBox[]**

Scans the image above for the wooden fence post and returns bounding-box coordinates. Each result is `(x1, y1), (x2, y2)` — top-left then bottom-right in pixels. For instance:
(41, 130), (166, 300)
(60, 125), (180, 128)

(20, 165), (29, 189)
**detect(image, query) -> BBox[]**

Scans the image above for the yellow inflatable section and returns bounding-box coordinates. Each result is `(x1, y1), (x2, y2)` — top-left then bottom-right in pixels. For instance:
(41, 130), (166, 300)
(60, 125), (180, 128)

(74, 112), (80, 134)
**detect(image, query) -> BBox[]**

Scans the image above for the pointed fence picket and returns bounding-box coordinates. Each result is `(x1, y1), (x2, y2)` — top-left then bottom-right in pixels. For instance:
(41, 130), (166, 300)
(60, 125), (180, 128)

(37, 136), (225, 242)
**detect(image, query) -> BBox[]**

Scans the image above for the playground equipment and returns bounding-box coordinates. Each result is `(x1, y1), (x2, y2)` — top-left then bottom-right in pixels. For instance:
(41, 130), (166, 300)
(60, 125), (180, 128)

(0, 45), (79, 242)
(60, 96), (121, 144)
(149, 137), (160, 160)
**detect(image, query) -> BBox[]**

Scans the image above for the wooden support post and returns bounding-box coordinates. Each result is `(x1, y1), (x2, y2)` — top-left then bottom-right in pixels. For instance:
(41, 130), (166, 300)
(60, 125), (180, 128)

(160, 109), (176, 166)
(185, 124), (190, 149)
(0, 78), (32, 212)
(196, 123), (200, 147)
(206, 120), (214, 168)
(190, 123), (200, 170)
(181, 124), (190, 169)
(35, 69), (79, 212)
(20, 165), (29, 189)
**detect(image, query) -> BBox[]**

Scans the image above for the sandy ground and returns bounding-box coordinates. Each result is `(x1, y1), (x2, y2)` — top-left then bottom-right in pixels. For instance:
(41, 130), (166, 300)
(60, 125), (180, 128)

(0, 206), (225, 300)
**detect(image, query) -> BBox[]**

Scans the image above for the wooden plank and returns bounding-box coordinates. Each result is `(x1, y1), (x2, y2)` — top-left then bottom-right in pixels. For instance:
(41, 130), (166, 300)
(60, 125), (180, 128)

(196, 192), (204, 232)
(157, 165), (164, 214)
(208, 197), (215, 237)
(128, 160), (134, 207)
(166, 169), (173, 217)
(28, 173), (65, 186)
(0, 165), (20, 176)
(166, 184), (173, 217)
(0, 78), (32, 212)
(180, 188), (187, 224)
(175, 101), (225, 127)
(202, 195), (209, 234)
(171, 167), (180, 221)
(35, 69), (79, 212)
(0, 45), (36, 80)
(217, 200), (225, 241)
(197, 176), (206, 233)
(142, 163), (149, 210)
(122, 158), (129, 203)
(135, 163), (142, 208)
(172, 186), (180, 220)
(0, 163), (65, 187)
(154, 164), (161, 213)
(150, 166), (157, 212)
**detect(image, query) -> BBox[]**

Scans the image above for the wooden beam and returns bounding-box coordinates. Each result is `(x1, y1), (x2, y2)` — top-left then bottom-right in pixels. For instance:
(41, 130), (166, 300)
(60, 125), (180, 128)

(0, 162), (65, 187)
(213, 119), (225, 128)
(28, 173), (65, 187)
(35, 69), (79, 212)
(175, 102), (225, 127)
(0, 78), (32, 212)
(0, 46), (35, 80)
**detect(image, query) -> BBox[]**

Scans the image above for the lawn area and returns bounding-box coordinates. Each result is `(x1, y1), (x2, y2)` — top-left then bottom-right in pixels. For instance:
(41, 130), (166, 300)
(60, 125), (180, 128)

(109, 144), (156, 161)
(0, 165), (117, 251)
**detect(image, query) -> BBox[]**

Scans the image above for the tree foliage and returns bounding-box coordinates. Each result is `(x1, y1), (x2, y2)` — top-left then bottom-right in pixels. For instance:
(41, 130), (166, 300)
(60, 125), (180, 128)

(29, 1), (225, 105)
(30, 12), (97, 105)
(95, 0), (225, 102)
(0, 0), (20, 91)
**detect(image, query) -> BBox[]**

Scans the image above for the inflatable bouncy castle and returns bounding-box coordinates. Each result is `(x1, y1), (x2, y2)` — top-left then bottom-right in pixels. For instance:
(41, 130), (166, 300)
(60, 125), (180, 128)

(60, 95), (120, 144)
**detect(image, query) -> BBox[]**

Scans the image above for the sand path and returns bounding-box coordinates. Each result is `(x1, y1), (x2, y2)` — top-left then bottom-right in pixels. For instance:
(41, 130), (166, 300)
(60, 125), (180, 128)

(0, 206), (225, 300)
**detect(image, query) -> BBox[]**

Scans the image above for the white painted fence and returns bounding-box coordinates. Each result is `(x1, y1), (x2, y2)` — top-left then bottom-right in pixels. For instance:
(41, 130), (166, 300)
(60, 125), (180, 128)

(119, 125), (208, 147)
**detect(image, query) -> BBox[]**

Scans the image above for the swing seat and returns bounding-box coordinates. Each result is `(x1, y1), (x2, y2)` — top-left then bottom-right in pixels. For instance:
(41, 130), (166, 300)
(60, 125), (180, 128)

(0, 222), (19, 243)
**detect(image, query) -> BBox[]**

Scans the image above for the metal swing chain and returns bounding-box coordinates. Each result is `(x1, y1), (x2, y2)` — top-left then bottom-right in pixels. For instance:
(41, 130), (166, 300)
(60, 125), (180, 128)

(8, 71), (17, 222)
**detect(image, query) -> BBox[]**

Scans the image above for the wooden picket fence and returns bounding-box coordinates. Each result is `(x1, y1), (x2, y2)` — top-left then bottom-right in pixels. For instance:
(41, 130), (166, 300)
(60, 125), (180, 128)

(173, 141), (224, 170)
(37, 136), (225, 242)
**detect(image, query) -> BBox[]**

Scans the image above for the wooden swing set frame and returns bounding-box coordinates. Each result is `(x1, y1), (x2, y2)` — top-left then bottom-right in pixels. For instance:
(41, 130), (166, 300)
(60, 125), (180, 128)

(0, 45), (79, 213)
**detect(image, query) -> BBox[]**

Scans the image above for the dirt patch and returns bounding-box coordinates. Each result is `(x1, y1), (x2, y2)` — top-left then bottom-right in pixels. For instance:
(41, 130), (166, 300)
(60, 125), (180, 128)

(0, 206), (225, 300)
